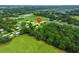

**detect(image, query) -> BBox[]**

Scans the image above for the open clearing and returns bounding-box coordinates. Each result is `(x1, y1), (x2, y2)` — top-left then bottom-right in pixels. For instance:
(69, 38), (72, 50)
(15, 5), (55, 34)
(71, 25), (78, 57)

(0, 34), (64, 53)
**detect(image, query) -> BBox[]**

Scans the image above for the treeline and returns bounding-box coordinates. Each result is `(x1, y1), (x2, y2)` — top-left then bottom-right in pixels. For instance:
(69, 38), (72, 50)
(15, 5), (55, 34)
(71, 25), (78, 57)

(21, 20), (79, 52)
(0, 8), (34, 18)
(41, 21), (79, 52)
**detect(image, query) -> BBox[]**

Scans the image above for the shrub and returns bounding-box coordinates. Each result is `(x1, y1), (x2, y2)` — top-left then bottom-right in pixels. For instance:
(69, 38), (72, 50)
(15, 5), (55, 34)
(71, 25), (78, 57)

(0, 35), (11, 44)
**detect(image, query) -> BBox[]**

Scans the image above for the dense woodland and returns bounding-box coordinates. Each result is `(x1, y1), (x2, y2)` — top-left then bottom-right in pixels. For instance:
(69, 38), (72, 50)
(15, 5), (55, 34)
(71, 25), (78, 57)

(0, 5), (79, 52)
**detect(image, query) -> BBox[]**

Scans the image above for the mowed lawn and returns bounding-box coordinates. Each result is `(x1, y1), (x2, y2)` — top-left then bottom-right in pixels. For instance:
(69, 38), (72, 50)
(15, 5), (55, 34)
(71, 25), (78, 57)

(0, 34), (64, 53)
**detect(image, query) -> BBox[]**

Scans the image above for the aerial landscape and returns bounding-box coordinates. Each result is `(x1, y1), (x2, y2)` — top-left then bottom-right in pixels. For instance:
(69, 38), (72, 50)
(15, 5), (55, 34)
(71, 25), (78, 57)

(0, 5), (79, 53)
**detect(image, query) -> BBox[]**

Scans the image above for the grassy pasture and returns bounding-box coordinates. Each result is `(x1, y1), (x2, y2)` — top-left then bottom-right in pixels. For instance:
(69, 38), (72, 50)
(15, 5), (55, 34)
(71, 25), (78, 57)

(0, 34), (64, 53)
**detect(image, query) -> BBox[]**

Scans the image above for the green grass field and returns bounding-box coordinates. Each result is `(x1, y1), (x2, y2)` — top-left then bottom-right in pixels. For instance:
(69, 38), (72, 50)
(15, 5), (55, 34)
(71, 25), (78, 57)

(71, 16), (79, 20)
(20, 15), (48, 22)
(0, 34), (64, 53)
